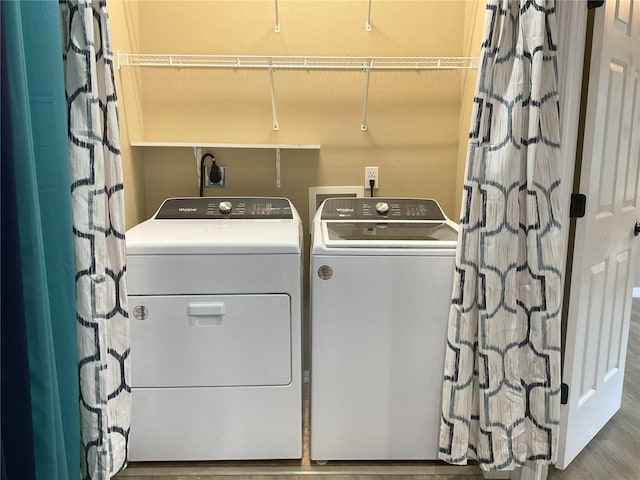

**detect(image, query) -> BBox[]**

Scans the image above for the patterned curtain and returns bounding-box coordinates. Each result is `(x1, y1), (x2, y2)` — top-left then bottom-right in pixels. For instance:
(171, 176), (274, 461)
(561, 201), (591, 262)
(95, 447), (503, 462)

(59, 1), (131, 478)
(439, 0), (562, 471)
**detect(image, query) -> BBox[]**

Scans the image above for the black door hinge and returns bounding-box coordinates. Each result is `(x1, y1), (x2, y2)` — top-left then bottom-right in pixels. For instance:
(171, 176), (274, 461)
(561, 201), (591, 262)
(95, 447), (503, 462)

(588, 1), (605, 9)
(570, 193), (587, 218)
(561, 383), (569, 405)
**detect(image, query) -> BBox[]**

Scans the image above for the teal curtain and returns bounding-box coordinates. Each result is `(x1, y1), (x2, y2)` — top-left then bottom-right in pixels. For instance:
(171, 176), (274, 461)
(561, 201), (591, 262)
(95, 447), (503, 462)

(1, 2), (80, 480)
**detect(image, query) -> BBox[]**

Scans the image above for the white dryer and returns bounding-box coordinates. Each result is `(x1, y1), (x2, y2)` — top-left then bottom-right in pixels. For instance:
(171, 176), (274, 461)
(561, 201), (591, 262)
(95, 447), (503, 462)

(126, 197), (302, 461)
(310, 197), (458, 461)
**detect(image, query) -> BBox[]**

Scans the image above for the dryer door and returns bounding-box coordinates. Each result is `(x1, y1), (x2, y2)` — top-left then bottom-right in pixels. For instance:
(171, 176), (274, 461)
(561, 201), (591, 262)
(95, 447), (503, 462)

(129, 294), (291, 387)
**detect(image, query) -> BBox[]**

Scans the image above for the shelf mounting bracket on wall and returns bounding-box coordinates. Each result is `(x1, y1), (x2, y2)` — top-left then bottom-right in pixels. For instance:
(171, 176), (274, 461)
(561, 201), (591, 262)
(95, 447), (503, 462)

(366, 0), (372, 31)
(274, 0), (280, 32)
(268, 58), (280, 131)
(193, 146), (202, 186)
(361, 59), (373, 131)
(275, 148), (281, 188)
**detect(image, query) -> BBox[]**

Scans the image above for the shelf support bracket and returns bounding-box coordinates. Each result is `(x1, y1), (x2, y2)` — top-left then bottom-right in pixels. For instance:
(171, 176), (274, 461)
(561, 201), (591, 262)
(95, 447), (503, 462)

(275, 148), (281, 188)
(274, 0), (280, 32)
(268, 59), (280, 131)
(193, 146), (202, 186)
(366, 0), (372, 31)
(361, 59), (373, 132)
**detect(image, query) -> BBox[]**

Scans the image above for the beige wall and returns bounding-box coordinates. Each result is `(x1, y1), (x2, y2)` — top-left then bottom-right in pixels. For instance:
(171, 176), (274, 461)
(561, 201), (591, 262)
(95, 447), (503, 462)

(110, 0), (484, 231)
(455, 0), (485, 218)
(110, 0), (146, 227)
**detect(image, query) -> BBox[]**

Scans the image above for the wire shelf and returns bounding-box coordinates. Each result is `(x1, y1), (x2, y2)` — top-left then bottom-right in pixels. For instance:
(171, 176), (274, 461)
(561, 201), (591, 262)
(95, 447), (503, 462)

(118, 53), (479, 71)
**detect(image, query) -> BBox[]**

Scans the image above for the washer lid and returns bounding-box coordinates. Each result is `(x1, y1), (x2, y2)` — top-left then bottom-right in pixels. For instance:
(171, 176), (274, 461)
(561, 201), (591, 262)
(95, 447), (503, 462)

(325, 221), (458, 242)
(126, 197), (301, 255)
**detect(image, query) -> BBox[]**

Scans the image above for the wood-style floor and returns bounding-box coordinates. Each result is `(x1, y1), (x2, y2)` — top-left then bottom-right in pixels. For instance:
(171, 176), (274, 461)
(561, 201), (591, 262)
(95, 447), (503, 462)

(116, 299), (640, 480)
(546, 298), (640, 480)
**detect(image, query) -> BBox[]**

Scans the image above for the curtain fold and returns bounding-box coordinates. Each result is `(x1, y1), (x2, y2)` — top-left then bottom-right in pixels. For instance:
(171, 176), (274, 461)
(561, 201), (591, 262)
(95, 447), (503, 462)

(439, 0), (562, 471)
(1, 31), (36, 479)
(1, 2), (80, 479)
(59, 1), (131, 477)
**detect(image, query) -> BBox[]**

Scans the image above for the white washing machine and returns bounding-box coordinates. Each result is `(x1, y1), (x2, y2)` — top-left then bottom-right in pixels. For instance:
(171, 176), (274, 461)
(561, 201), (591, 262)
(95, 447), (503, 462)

(310, 197), (458, 461)
(126, 197), (302, 461)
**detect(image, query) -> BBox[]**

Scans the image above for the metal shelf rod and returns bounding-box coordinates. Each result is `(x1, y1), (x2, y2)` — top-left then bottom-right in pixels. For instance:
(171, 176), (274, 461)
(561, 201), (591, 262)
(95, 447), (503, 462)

(268, 59), (279, 131)
(361, 59), (373, 131)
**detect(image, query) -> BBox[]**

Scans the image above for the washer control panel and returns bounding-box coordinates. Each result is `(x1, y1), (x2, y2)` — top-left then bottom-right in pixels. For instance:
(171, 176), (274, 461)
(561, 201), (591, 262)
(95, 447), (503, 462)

(321, 198), (446, 221)
(155, 197), (294, 219)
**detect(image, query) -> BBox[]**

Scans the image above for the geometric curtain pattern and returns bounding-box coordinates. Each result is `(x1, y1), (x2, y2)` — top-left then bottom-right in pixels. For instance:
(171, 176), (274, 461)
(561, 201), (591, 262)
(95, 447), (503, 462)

(59, 1), (131, 477)
(439, 0), (562, 471)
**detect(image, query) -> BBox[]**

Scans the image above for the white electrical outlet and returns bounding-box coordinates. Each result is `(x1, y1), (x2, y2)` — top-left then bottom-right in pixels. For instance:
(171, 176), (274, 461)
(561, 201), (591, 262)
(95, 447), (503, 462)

(365, 166), (379, 189)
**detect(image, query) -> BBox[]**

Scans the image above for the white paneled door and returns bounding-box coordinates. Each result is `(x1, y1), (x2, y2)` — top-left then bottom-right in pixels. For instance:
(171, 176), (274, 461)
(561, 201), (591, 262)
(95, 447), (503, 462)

(557, 0), (640, 469)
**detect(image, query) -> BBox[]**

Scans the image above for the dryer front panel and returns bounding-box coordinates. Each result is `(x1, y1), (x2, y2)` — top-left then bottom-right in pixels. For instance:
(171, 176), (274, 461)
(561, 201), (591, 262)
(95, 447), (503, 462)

(129, 294), (291, 388)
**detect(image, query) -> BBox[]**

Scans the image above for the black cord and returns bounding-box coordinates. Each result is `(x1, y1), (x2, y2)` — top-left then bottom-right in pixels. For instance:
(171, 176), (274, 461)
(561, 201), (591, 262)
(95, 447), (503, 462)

(369, 178), (375, 197)
(199, 153), (219, 197)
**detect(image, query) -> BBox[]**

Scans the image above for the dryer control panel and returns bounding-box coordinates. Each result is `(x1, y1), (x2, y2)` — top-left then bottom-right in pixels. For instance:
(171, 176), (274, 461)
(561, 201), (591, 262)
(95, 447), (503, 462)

(321, 198), (445, 221)
(155, 197), (294, 219)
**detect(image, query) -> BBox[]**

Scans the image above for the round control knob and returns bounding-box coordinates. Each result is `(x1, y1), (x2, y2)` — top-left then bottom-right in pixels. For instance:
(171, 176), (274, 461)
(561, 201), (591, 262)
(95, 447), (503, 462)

(375, 202), (389, 215)
(218, 201), (233, 214)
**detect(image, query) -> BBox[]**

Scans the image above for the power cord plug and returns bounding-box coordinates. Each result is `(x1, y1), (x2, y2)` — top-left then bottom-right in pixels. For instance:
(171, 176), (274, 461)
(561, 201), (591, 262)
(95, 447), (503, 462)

(369, 178), (375, 197)
(200, 152), (224, 196)
(208, 161), (222, 184)
(200, 153), (216, 197)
